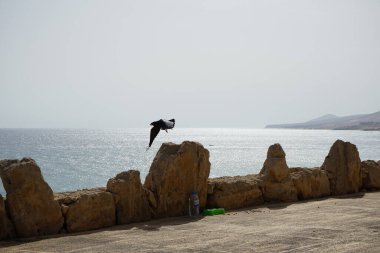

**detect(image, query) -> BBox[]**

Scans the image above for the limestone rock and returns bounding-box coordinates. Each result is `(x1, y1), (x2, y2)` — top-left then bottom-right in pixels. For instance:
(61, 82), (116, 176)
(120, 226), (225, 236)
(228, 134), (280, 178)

(361, 160), (380, 190)
(258, 144), (297, 202)
(259, 177), (298, 202)
(267, 143), (286, 158)
(290, 168), (330, 200)
(144, 141), (211, 218)
(207, 175), (263, 210)
(0, 158), (63, 238)
(0, 194), (15, 240)
(146, 189), (157, 209)
(0, 160), (18, 171)
(207, 181), (215, 194)
(321, 140), (362, 195)
(55, 188), (115, 233)
(259, 143), (289, 182)
(107, 170), (151, 224)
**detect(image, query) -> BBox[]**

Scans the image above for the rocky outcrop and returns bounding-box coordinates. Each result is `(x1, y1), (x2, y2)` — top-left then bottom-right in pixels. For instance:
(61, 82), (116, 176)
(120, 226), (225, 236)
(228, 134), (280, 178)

(0, 158), (64, 238)
(361, 160), (380, 190)
(321, 140), (362, 195)
(290, 168), (330, 200)
(207, 175), (263, 210)
(107, 170), (151, 224)
(0, 194), (15, 240)
(55, 188), (115, 233)
(259, 144), (289, 182)
(259, 144), (298, 202)
(0, 140), (378, 241)
(144, 141), (211, 218)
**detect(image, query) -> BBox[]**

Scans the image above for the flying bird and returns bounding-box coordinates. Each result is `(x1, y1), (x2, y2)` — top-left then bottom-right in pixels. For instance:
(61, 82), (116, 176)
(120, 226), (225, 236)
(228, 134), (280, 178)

(148, 119), (175, 148)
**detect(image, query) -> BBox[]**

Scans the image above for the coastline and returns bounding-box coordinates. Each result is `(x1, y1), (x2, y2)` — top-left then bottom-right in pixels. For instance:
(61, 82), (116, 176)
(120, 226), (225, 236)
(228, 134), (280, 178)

(1, 140), (379, 244)
(1, 128), (380, 196)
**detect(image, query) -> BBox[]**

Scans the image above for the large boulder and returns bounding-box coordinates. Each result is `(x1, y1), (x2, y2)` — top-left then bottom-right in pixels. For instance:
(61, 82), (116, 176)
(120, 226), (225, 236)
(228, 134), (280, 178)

(290, 168), (330, 200)
(259, 143), (290, 182)
(259, 144), (297, 202)
(107, 170), (151, 224)
(144, 141), (211, 218)
(0, 158), (64, 238)
(55, 188), (115, 233)
(321, 140), (362, 195)
(207, 175), (263, 210)
(361, 160), (380, 190)
(0, 194), (15, 240)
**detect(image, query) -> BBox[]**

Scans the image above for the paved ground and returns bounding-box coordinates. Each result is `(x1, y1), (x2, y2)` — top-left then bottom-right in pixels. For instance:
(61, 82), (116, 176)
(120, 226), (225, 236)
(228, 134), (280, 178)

(1, 191), (379, 253)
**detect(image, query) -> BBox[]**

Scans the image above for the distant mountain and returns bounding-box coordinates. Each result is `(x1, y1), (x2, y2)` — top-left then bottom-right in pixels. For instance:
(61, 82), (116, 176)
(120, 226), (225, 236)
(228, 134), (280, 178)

(265, 111), (380, 131)
(306, 114), (338, 123)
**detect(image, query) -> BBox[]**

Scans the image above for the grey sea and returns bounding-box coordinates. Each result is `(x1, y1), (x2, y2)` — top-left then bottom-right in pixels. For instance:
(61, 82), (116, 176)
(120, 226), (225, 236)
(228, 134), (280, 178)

(1, 128), (379, 195)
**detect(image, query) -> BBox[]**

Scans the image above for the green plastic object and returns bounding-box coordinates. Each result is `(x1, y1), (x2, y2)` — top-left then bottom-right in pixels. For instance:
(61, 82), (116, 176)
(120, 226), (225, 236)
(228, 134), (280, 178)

(202, 208), (225, 216)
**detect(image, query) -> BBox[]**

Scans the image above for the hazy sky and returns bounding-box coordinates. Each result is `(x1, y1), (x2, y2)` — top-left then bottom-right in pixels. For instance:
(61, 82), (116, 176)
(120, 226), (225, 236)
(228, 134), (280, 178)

(1, 0), (379, 128)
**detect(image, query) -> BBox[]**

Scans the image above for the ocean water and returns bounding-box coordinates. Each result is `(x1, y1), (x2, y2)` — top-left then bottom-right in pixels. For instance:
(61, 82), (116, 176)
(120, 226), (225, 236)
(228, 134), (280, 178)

(0, 128), (379, 195)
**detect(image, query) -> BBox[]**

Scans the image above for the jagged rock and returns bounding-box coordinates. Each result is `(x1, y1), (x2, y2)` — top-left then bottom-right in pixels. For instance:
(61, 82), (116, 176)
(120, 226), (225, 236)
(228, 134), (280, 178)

(55, 188), (115, 233)
(259, 144), (297, 202)
(0, 194), (15, 240)
(0, 160), (18, 171)
(267, 144), (286, 158)
(290, 168), (330, 200)
(321, 140), (362, 195)
(144, 141), (211, 218)
(361, 160), (380, 190)
(207, 175), (263, 210)
(107, 170), (151, 224)
(259, 143), (290, 182)
(0, 158), (63, 238)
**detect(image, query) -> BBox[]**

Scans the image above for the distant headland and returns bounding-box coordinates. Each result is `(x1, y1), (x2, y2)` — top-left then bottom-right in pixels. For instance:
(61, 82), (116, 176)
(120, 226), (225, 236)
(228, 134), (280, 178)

(266, 111), (380, 131)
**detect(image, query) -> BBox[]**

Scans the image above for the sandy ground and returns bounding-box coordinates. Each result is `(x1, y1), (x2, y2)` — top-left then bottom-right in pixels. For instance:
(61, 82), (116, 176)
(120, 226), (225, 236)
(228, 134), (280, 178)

(1, 191), (379, 253)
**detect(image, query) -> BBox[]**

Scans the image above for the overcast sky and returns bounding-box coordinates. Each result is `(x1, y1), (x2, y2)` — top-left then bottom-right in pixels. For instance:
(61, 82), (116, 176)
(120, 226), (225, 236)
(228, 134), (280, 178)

(0, 0), (379, 128)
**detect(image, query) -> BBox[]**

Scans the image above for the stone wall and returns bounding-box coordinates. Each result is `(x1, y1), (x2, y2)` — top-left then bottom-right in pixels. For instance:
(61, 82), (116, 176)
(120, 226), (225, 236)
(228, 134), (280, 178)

(0, 140), (379, 240)
(207, 175), (264, 210)
(361, 160), (380, 190)
(206, 140), (376, 211)
(106, 170), (151, 224)
(55, 188), (115, 233)
(290, 168), (330, 200)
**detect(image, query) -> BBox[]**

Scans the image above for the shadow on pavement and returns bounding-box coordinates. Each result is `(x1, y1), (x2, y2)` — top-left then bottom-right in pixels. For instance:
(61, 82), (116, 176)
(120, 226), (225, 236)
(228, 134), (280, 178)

(0, 215), (205, 248)
(239, 190), (371, 212)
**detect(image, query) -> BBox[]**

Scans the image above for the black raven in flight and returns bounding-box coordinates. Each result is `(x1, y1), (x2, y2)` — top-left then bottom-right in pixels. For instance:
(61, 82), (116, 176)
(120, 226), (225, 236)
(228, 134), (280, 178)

(148, 119), (175, 148)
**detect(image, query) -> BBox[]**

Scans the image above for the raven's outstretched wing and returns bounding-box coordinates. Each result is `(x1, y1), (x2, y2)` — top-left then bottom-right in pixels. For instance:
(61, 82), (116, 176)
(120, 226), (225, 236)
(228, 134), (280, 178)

(149, 125), (161, 147)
